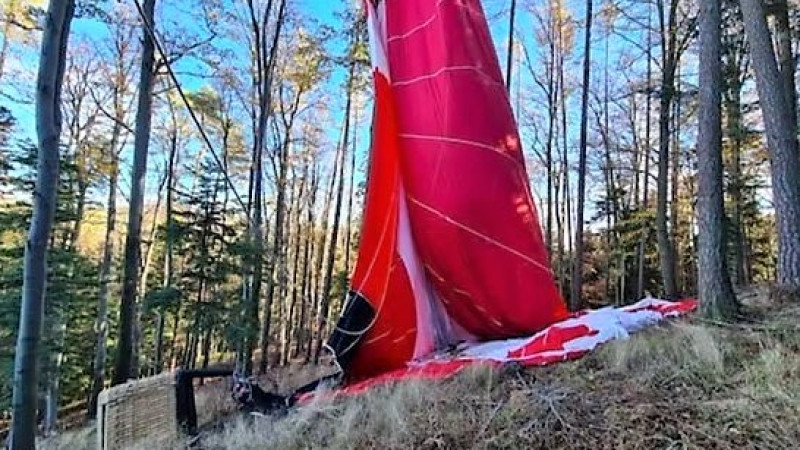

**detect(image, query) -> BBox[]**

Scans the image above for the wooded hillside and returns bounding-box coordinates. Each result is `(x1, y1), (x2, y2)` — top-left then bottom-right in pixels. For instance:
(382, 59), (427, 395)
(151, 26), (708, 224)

(2, 0), (800, 446)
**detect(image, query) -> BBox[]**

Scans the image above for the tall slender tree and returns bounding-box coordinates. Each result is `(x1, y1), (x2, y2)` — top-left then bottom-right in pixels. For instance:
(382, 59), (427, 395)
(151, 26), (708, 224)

(637, 3), (654, 299)
(8, 0), (75, 447)
(696, 0), (738, 318)
(315, 50), (356, 362)
(572, 0), (594, 309)
(655, 0), (680, 299)
(114, 0), (157, 385)
(505, 0), (517, 93)
(239, 0), (285, 375)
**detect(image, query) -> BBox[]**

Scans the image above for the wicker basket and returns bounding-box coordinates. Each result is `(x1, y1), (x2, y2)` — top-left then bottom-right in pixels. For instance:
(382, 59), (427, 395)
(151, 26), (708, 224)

(96, 372), (177, 450)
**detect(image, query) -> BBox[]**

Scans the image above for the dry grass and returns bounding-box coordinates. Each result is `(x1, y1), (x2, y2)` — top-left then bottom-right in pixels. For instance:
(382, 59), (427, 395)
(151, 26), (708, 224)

(196, 379), (239, 429)
(38, 427), (95, 450)
(41, 291), (800, 449)
(200, 301), (800, 449)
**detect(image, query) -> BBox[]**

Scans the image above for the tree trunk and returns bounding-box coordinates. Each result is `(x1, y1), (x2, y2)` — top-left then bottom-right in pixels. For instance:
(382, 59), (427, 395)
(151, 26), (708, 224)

(697, 0), (739, 319)
(309, 156), (337, 361)
(133, 174), (166, 376)
(240, 0), (285, 375)
(773, 0), (797, 124)
(741, 0), (800, 292)
(283, 169), (306, 365)
(344, 106), (359, 277)
(505, 0), (517, 93)
(557, 14), (572, 301)
(42, 317), (65, 436)
(89, 156), (120, 418)
(637, 4), (654, 299)
(572, 0), (593, 309)
(258, 90), (299, 374)
(9, 1), (75, 448)
(155, 118), (178, 373)
(726, 75), (748, 286)
(656, 0), (680, 299)
(671, 67), (682, 291)
(545, 21), (556, 257)
(314, 62), (355, 362)
(113, 0), (156, 385)
(296, 166), (317, 359)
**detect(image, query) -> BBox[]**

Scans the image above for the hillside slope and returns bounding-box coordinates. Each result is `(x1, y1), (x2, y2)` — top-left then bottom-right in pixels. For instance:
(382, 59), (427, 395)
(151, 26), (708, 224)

(42, 290), (800, 449)
(202, 299), (800, 449)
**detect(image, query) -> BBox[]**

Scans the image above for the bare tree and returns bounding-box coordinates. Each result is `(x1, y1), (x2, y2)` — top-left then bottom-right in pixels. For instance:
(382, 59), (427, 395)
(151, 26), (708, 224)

(572, 0), (594, 309)
(8, 0), (75, 447)
(696, 0), (738, 318)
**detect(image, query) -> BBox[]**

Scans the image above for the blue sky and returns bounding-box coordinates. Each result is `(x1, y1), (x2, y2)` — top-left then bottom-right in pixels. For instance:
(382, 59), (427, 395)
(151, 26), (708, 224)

(1, 0), (671, 228)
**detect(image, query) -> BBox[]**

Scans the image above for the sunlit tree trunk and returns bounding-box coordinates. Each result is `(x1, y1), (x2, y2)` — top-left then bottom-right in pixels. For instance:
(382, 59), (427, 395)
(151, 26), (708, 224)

(697, 0), (739, 318)
(741, 0), (800, 293)
(114, 0), (157, 385)
(296, 165), (317, 359)
(9, 1), (75, 448)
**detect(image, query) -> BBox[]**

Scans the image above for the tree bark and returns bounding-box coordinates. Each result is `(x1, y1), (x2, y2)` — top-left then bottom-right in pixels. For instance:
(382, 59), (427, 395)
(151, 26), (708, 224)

(114, 0), (156, 385)
(726, 73), (749, 286)
(655, 0), (680, 299)
(572, 0), (593, 309)
(741, 0), (800, 292)
(697, 0), (739, 319)
(9, 1), (75, 448)
(773, 0), (797, 124)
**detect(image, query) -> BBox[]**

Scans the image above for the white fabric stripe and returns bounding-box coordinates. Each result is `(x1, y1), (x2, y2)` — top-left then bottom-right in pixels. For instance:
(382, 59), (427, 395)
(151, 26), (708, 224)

(400, 133), (523, 169)
(392, 65), (503, 88)
(396, 184), (438, 358)
(408, 197), (554, 275)
(387, 0), (448, 43)
(367, 1), (390, 75)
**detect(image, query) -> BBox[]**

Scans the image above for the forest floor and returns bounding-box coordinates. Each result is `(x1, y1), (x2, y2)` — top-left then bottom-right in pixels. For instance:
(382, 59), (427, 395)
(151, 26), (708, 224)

(42, 286), (800, 449)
